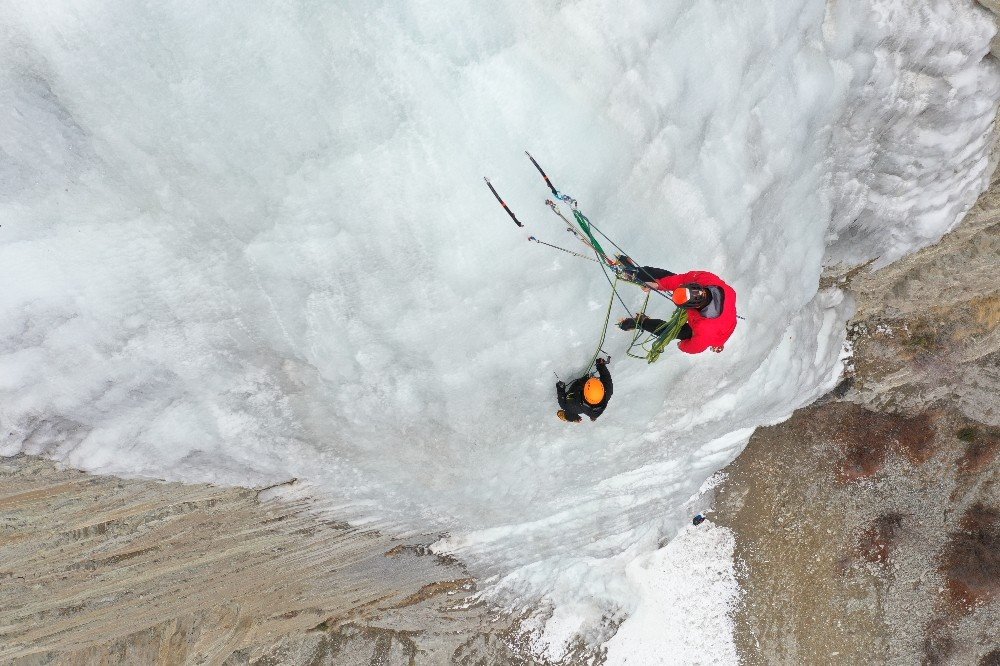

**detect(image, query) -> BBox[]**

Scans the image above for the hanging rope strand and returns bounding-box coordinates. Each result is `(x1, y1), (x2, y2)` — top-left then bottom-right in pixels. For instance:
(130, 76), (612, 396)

(528, 236), (601, 263)
(585, 217), (677, 302)
(582, 276), (619, 374)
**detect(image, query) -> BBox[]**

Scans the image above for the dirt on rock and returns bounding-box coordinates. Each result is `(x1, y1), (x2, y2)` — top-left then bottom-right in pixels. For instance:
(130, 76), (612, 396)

(714, 162), (1000, 665)
(941, 504), (1000, 609)
(0, 457), (538, 665)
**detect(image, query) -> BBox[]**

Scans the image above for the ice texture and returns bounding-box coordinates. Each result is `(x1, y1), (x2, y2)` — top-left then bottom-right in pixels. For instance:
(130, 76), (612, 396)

(1, 0), (997, 658)
(826, 0), (1000, 268)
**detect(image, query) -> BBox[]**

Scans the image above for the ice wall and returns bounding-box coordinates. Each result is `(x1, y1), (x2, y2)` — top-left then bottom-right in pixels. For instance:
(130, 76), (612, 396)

(1, 0), (997, 655)
(826, 0), (1000, 268)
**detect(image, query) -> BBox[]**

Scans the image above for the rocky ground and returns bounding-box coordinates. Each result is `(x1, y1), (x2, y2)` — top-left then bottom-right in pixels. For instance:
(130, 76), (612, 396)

(0, 457), (538, 665)
(714, 164), (1000, 665)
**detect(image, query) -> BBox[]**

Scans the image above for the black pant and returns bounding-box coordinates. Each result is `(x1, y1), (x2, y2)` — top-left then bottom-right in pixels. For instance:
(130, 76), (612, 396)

(623, 266), (689, 338)
(633, 316), (693, 340)
(635, 266), (676, 282)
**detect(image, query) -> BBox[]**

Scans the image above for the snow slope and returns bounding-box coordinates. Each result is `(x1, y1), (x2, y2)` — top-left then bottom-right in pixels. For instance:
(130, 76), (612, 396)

(1, 0), (997, 659)
(603, 521), (739, 666)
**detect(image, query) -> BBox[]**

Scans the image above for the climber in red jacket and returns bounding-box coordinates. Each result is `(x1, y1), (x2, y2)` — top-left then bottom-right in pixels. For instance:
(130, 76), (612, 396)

(616, 264), (737, 354)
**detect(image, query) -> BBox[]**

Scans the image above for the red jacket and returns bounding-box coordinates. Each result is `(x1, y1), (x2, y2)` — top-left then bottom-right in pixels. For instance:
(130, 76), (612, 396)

(655, 271), (737, 354)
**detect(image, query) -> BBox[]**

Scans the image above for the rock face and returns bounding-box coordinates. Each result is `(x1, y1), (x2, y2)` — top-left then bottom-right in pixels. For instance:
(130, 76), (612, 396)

(715, 166), (1000, 664)
(0, 457), (534, 665)
(980, 0), (1000, 56)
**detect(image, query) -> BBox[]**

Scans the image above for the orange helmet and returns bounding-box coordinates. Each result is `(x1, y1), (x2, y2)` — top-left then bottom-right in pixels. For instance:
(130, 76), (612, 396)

(672, 284), (710, 308)
(583, 378), (605, 405)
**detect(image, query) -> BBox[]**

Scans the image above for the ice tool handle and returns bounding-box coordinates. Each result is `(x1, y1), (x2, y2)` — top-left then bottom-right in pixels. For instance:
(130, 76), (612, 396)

(483, 177), (523, 228)
(525, 151), (577, 208)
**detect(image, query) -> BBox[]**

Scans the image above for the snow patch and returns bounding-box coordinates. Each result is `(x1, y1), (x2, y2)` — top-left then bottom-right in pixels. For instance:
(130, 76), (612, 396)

(604, 523), (739, 666)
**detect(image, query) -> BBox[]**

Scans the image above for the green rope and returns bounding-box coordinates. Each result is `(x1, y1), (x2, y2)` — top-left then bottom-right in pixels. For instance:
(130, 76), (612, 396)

(572, 209), (608, 259)
(626, 308), (689, 363)
(565, 204), (683, 368)
(581, 275), (619, 374)
(646, 309), (688, 363)
(625, 290), (652, 354)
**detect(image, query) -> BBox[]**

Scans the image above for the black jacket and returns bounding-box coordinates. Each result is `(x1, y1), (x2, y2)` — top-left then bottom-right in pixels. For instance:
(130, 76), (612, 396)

(557, 361), (613, 422)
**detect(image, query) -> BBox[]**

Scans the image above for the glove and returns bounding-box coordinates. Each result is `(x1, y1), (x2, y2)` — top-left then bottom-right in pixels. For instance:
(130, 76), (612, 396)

(596, 356), (608, 366)
(556, 381), (566, 389)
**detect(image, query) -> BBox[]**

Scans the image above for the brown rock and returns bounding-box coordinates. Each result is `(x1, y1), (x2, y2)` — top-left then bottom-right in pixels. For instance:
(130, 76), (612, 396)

(958, 427), (1000, 475)
(835, 408), (936, 482)
(858, 512), (905, 564)
(941, 504), (1000, 609)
